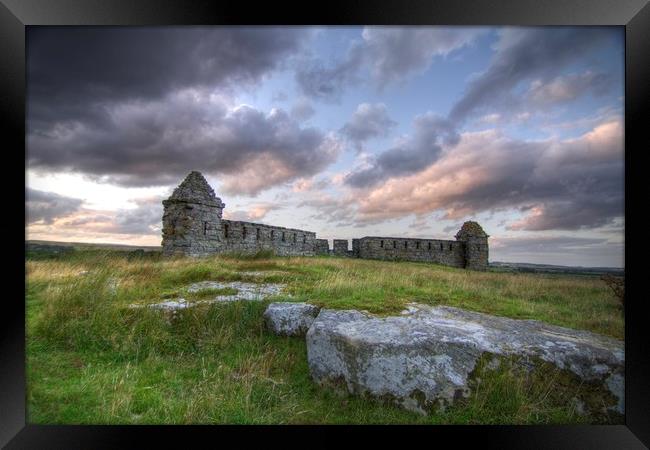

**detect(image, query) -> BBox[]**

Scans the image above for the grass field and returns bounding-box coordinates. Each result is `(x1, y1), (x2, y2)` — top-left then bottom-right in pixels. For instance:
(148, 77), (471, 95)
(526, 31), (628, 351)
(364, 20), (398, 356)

(26, 249), (624, 424)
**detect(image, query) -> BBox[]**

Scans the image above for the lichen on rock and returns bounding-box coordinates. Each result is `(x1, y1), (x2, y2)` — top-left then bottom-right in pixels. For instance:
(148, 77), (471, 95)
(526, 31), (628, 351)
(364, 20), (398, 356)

(264, 302), (321, 336)
(306, 303), (624, 419)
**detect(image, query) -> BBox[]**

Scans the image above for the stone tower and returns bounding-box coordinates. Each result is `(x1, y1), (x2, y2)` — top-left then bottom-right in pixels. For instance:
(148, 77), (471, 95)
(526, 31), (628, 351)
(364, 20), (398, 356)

(161, 171), (225, 257)
(455, 221), (489, 271)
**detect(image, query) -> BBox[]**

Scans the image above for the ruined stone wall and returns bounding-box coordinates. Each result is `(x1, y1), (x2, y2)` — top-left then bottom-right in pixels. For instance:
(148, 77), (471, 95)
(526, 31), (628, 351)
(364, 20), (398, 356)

(161, 171), (225, 257)
(315, 239), (330, 255)
(352, 239), (360, 257)
(219, 220), (317, 256)
(454, 221), (489, 271)
(461, 237), (489, 271)
(162, 200), (223, 257)
(355, 237), (466, 267)
(162, 172), (489, 269)
(332, 239), (349, 256)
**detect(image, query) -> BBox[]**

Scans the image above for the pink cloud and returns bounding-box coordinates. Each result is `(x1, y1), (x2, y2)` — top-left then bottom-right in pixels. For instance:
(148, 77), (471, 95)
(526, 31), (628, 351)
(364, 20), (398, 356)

(342, 118), (623, 231)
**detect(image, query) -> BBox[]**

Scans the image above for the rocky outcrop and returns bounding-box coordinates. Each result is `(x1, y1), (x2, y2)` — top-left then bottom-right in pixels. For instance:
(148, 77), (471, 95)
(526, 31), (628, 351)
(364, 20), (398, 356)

(264, 302), (321, 336)
(306, 304), (624, 417)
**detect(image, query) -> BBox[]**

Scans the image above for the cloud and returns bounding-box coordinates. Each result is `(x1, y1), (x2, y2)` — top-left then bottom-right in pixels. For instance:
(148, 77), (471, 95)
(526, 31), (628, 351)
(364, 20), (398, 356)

(28, 92), (342, 194)
(296, 27), (483, 99)
(340, 103), (396, 151)
(223, 203), (278, 222)
(111, 197), (163, 234)
(27, 27), (310, 128)
(449, 27), (618, 123)
(30, 195), (164, 237)
(344, 112), (458, 188)
(526, 71), (613, 106)
(298, 194), (359, 227)
(360, 27), (484, 88)
(290, 98), (316, 121)
(27, 27), (339, 194)
(26, 188), (84, 224)
(347, 119), (623, 230)
(409, 215), (433, 231)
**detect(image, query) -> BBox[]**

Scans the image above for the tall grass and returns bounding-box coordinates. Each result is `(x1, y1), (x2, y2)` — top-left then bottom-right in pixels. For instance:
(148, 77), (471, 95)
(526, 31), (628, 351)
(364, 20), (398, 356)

(26, 251), (623, 424)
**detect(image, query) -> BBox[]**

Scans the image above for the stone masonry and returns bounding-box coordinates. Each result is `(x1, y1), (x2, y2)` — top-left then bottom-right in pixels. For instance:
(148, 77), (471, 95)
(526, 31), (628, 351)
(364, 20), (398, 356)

(332, 239), (349, 256)
(161, 172), (489, 270)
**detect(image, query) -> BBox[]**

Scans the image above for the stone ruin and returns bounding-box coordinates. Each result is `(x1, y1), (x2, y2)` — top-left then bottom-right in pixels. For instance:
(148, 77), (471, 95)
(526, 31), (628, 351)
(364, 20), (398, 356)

(161, 171), (489, 270)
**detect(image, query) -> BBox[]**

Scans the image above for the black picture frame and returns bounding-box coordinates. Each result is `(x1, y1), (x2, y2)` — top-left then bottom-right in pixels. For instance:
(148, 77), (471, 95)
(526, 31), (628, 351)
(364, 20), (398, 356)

(4, 0), (648, 447)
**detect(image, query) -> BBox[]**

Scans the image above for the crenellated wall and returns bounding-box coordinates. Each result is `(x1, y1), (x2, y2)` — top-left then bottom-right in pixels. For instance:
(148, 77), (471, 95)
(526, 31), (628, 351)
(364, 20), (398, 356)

(219, 220), (317, 256)
(315, 239), (330, 255)
(332, 239), (349, 256)
(162, 172), (489, 270)
(354, 237), (466, 267)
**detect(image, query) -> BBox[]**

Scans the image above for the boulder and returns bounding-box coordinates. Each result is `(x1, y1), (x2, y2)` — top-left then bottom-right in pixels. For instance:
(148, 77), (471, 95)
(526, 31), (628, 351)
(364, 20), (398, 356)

(306, 304), (624, 418)
(264, 302), (321, 336)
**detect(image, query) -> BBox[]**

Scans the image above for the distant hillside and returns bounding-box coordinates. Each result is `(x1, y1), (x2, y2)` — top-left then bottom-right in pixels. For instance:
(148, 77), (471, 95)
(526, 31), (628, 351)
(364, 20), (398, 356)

(26, 240), (161, 252)
(489, 261), (624, 277)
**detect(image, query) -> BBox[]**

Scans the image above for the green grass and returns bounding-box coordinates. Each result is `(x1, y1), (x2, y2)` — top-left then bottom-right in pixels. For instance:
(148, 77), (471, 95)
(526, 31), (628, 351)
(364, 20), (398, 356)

(186, 287), (239, 299)
(26, 250), (623, 424)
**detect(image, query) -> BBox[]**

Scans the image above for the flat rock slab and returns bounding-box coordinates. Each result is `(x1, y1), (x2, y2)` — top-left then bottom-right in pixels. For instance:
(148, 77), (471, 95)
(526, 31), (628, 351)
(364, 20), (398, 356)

(129, 280), (286, 310)
(264, 302), (321, 336)
(306, 304), (624, 417)
(187, 280), (285, 301)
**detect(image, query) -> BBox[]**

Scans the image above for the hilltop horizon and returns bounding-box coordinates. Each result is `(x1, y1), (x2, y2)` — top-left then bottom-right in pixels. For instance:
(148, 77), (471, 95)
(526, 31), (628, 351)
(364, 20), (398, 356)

(25, 239), (625, 271)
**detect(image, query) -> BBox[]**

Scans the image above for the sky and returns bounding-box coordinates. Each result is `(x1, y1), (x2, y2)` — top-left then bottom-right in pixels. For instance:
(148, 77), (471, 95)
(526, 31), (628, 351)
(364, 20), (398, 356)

(25, 26), (625, 267)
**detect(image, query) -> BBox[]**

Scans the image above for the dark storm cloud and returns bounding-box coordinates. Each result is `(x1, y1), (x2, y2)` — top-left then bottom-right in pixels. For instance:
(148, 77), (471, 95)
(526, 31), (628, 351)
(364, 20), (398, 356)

(345, 113), (458, 188)
(296, 27), (483, 100)
(27, 27), (309, 127)
(26, 188), (83, 224)
(27, 27), (341, 193)
(449, 27), (618, 123)
(340, 103), (397, 151)
(28, 89), (340, 193)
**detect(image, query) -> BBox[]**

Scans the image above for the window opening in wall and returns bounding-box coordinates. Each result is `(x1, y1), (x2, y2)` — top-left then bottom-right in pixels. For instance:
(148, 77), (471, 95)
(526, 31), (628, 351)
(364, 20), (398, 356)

(203, 221), (208, 235)
(243, 227), (247, 240)
(440, 243), (443, 251)
(224, 224), (229, 238)
(404, 241), (408, 249)
(380, 240), (384, 248)
(256, 228), (260, 240)
(282, 232), (286, 242)
(393, 241), (396, 248)
(428, 242), (431, 250)
(416, 241), (420, 249)
(303, 235), (306, 243)
(449, 243), (452, 251)
(271, 230), (275, 239)
(293, 233), (297, 243)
